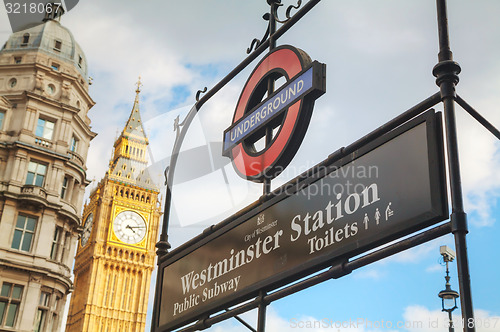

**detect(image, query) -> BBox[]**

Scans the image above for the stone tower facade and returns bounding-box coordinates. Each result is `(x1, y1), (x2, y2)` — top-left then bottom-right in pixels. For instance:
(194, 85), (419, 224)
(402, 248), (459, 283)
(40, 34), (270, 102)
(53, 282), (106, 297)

(65, 82), (161, 332)
(0, 18), (95, 332)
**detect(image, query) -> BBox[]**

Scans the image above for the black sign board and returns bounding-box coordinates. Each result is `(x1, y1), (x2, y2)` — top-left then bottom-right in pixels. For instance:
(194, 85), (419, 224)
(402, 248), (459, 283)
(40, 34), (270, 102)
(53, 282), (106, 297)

(156, 110), (447, 331)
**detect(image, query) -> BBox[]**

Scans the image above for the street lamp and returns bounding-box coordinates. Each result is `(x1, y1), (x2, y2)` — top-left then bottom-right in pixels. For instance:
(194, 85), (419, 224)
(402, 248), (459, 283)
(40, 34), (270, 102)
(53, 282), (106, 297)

(438, 246), (460, 332)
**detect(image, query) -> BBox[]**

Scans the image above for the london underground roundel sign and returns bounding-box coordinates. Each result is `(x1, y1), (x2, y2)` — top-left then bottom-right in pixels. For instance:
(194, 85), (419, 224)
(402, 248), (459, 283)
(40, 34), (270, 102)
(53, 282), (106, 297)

(223, 45), (326, 182)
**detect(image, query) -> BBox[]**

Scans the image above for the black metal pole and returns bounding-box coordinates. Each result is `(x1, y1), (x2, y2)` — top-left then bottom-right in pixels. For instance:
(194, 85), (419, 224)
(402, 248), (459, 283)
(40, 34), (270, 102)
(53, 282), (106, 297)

(257, 291), (268, 332)
(433, 1), (475, 331)
(263, 1), (278, 196)
(448, 311), (455, 332)
(259, 5), (277, 328)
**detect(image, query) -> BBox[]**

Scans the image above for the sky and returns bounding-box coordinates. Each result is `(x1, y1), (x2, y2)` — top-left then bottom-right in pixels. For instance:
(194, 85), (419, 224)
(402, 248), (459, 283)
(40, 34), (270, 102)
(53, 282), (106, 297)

(1, 1), (500, 331)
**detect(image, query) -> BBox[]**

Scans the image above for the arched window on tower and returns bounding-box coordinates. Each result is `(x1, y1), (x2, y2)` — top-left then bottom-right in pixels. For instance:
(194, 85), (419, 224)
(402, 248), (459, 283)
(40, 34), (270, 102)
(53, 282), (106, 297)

(54, 40), (62, 52)
(22, 33), (29, 45)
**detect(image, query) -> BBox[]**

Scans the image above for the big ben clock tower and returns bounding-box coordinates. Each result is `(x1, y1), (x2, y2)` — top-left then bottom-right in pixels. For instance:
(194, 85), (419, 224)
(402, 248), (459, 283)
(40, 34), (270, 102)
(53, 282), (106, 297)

(66, 80), (161, 332)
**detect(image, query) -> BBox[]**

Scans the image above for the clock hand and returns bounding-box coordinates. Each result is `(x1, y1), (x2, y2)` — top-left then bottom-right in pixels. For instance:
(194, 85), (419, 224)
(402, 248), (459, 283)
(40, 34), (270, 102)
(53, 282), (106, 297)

(126, 225), (137, 233)
(127, 225), (146, 229)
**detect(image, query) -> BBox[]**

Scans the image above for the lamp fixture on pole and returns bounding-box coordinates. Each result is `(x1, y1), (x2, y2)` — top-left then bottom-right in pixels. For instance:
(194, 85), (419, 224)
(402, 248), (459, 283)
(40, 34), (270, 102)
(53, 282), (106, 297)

(438, 245), (460, 332)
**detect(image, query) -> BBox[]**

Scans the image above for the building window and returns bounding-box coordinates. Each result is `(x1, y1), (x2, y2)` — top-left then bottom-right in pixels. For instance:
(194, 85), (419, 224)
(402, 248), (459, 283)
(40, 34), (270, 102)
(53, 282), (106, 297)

(14, 57), (21, 64)
(61, 176), (69, 199)
(70, 136), (78, 152)
(35, 118), (55, 140)
(33, 291), (50, 332)
(50, 227), (62, 260)
(8, 78), (16, 88)
(0, 283), (23, 328)
(0, 111), (5, 130)
(50, 229), (68, 263)
(78, 55), (83, 67)
(54, 40), (61, 51)
(11, 215), (37, 252)
(49, 296), (60, 331)
(26, 161), (47, 187)
(59, 233), (70, 264)
(22, 33), (29, 45)
(51, 62), (59, 71)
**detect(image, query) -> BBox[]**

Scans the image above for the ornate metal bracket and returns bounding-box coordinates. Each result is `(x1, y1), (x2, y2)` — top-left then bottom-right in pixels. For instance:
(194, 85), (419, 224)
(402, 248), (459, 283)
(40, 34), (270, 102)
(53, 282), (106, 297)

(272, 0), (302, 23)
(246, 0), (303, 54)
(247, 13), (271, 54)
(196, 87), (207, 101)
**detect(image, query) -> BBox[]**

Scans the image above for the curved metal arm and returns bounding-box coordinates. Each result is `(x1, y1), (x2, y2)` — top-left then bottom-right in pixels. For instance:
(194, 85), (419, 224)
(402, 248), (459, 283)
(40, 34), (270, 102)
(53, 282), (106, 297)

(247, 14), (270, 54)
(272, 0), (302, 24)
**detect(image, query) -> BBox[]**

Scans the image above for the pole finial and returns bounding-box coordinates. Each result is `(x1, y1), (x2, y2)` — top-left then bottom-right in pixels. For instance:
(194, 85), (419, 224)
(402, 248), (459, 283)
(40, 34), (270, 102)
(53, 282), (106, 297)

(136, 76), (143, 94)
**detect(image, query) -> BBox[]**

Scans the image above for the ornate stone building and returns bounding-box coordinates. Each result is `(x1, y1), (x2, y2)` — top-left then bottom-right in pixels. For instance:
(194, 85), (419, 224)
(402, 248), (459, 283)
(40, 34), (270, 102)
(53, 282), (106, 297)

(65, 83), (161, 332)
(0, 15), (95, 332)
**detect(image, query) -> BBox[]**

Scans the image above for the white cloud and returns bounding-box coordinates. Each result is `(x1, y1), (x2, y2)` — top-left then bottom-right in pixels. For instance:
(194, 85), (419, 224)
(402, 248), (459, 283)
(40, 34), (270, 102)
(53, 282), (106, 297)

(425, 264), (444, 273)
(353, 268), (386, 281)
(457, 107), (500, 227)
(384, 240), (442, 265)
(402, 305), (448, 332)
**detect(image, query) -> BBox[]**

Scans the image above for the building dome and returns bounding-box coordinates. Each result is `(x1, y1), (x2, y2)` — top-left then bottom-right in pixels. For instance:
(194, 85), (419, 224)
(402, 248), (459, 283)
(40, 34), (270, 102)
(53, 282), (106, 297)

(1, 19), (88, 79)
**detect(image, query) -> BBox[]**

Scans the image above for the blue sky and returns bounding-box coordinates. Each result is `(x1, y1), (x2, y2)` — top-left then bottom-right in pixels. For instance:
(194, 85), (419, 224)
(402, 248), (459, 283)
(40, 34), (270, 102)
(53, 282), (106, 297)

(1, 1), (499, 331)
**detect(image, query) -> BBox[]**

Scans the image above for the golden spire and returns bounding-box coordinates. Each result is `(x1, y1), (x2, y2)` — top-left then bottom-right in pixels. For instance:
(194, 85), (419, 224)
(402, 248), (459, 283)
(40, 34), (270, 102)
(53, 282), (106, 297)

(110, 77), (149, 167)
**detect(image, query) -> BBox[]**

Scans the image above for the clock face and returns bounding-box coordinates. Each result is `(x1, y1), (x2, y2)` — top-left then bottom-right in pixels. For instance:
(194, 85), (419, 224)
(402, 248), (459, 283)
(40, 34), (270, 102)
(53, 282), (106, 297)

(81, 213), (93, 247)
(113, 210), (147, 244)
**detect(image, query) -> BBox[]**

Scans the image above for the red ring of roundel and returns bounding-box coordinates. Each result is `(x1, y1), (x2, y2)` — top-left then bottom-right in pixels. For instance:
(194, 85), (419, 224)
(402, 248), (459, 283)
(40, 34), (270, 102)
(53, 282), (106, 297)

(230, 45), (313, 182)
